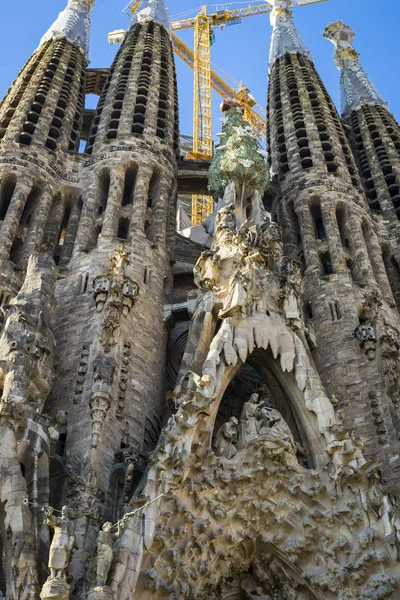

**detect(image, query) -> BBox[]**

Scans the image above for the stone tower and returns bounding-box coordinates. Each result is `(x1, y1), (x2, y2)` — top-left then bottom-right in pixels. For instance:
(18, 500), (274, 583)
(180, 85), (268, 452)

(324, 21), (400, 304)
(266, 0), (400, 483)
(1, 0), (400, 599)
(0, 0), (93, 274)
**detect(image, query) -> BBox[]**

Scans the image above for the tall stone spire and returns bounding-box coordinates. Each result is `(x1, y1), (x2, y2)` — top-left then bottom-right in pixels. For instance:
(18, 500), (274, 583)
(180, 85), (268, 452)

(324, 21), (386, 117)
(130, 0), (171, 33)
(269, 0), (311, 69)
(39, 0), (95, 57)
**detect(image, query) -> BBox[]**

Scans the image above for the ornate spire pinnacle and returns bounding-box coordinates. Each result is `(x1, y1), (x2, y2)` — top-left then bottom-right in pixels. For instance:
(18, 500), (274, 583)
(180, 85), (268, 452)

(324, 21), (386, 116)
(39, 0), (94, 57)
(269, 0), (311, 70)
(130, 0), (171, 34)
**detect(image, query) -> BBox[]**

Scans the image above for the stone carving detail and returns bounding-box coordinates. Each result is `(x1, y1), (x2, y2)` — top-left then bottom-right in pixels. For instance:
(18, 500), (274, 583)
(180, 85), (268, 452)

(241, 578), (272, 600)
(93, 245), (139, 348)
(324, 20), (387, 116)
(95, 522), (114, 588)
(45, 506), (76, 580)
(214, 416), (239, 459)
(89, 355), (116, 448)
(74, 342), (90, 404)
(369, 391), (388, 444)
(380, 326), (400, 412)
(101, 203), (400, 599)
(0, 254), (56, 422)
(40, 506), (77, 600)
(238, 393), (264, 448)
(354, 321), (377, 359)
(66, 452), (103, 520)
(116, 340), (131, 419)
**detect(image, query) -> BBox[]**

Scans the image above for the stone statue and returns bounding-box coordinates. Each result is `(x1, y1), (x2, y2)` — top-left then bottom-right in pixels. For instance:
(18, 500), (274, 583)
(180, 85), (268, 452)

(219, 271), (248, 318)
(238, 393), (264, 448)
(259, 401), (296, 452)
(45, 506), (76, 580)
(241, 578), (272, 599)
(327, 425), (367, 485)
(96, 521), (114, 586)
(214, 416), (239, 459)
(110, 244), (130, 275)
(215, 204), (236, 234)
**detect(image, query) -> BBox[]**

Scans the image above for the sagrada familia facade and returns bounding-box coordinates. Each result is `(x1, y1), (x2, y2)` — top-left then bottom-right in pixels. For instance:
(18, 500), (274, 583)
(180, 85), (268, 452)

(1, 0), (400, 597)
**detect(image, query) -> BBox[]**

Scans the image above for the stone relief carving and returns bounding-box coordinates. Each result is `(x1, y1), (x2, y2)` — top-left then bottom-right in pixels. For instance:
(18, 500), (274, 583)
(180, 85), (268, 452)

(241, 578), (272, 600)
(40, 506), (77, 600)
(0, 255), (56, 600)
(0, 254), (56, 421)
(214, 416), (239, 459)
(116, 340), (131, 420)
(66, 452), (103, 521)
(95, 521), (114, 588)
(93, 245), (139, 348)
(354, 321), (377, 359)
(45, 506), (76, 580)
(74, 342), (90, 404)
(100, 205), (400, 599)
(89, 354), (116, 448)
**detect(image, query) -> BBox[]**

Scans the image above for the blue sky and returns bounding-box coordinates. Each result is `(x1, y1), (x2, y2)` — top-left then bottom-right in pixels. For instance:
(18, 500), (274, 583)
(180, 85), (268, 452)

(1, 0), (399, 143)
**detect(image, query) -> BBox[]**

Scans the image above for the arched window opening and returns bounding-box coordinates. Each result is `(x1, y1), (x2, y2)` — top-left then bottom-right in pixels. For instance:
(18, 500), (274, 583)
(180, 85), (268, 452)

(287, 202), (301, 246)
(122, 164), (137, 206)
(21, 181), (42, 228)
(77, 272), (90, 295)
(310, 202), (326, 241)
(328, 300), (341, 322)
(9, 237), (23, 265)
(336, 203), (349, 249)
(145, 172), (160, 241)
(304, 301), (313, 320)
(166, 323), (190, 391)
(147, 172), (159, 209)
(213, 357), (314, 469)
(321, 252), (333, 275)
(0, 175), (17, 221)
(54, 205), (71, 265)
(117, 218), (129, 240)
(98, 169), (110, 216)
(382, 247), (400, 310)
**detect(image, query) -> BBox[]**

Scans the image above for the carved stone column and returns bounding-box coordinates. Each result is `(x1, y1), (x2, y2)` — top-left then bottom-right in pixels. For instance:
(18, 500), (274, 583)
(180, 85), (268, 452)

(130, 167), (152, 233)
(297, 206), (321, 274)
(23, 186), (54, 261)
(321, 200), (347, 273)
(364, 227), (394, 303)
(102, 167), (125, 238)
(74, 178), (99, 252)
(0, 181), (30, 264)
(153, 175), (172, 245)
(346, 209), (374, 283)
(59, 197), (82, 266)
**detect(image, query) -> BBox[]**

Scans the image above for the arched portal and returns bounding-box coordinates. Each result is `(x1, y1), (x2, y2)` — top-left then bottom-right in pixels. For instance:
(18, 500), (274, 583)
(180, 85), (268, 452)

(213, 352), (314, 468)
(212, 538), (322, 599)
(202, 347), (326, 468)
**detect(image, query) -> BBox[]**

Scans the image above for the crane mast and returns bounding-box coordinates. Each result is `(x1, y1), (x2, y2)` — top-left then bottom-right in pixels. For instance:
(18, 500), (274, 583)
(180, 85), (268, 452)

(120, 0), (327, 223)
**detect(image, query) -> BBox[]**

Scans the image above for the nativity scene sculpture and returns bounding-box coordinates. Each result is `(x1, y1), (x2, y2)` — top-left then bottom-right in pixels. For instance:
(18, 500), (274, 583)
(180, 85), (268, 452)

(78, 106), (400, 599)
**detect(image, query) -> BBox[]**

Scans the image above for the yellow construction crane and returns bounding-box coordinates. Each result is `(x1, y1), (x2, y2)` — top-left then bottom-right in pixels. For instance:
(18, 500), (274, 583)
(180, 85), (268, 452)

(108, 28), (267, 140)
(111, 0), (327, 224)
(123, 1), (326, 161)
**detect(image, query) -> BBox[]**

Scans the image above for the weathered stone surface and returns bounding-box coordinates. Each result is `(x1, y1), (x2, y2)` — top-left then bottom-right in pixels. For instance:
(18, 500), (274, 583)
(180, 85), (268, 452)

(0, 0), (400, 598)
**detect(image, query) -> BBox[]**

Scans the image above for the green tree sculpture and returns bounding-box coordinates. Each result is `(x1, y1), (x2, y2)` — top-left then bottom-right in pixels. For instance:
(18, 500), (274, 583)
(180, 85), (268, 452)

(208, 106), (270, 207)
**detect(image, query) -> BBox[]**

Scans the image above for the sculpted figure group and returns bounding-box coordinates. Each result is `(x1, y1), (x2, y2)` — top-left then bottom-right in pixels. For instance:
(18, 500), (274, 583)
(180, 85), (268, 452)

(214, 391), (298, 464)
